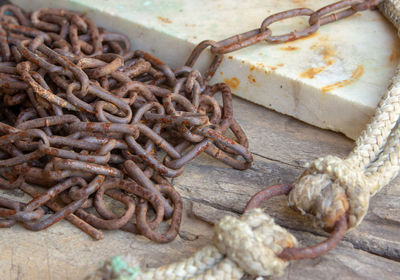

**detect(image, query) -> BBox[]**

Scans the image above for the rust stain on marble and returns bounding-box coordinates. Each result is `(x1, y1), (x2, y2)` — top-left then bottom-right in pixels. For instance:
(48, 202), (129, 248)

(300, 67), (325, 79)
(157, 16), (172, 24)
(389, 40), (400, 64)
(294, 31), (319, 42)
(224, 77), (240, 89)
(280, 46), (298, 51)
(248, 75), (256, 84)
(321, 47), (336, 64)
(321, 65), (364, 92)
(301, 45), (336, 79)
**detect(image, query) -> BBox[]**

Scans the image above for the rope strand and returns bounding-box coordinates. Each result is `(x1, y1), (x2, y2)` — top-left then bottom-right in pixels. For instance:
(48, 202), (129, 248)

(289, 1), (400, 229)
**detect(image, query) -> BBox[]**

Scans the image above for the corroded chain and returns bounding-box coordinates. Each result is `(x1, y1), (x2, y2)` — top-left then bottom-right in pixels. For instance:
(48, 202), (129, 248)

(187, 0), (384, 83)
(0, 4), (252, 243)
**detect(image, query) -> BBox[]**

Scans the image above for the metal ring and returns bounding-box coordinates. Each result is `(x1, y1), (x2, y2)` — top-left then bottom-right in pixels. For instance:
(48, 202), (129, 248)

(244, 184), (348, 260)
(260, 8), (320, 43)
(211, 28), (272, 54)
(309, 0), (362, 26)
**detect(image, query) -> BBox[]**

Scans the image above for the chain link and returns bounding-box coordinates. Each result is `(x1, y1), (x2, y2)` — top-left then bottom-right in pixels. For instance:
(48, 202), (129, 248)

(186, 0), (384, 82)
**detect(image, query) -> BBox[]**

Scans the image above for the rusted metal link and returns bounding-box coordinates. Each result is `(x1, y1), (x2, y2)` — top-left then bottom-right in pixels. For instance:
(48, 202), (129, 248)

(136, 183), (183, 243)
(68, 175), (105, 200)
(89, 178), (165, 231)
(245, 184), (348, 260)
(23, 196), (87, 231)
(20, 181), (103, 239)
(279, 215), (348, 260)
(123, 160), (174, 218)
(309, 0), (362, 26)
(211, 29), (271, 54)
(261, 8), (320, 43)
(75, 183), (136, 230)
(0, 195), (21, 228)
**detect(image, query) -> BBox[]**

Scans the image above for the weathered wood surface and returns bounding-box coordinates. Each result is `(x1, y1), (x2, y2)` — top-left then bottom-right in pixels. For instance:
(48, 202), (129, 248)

(0, 96), (399, 279)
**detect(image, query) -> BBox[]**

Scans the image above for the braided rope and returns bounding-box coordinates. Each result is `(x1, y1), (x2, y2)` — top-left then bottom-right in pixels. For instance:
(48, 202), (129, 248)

(87, 209), (297, 279)
(90, 1), (400, 279)
(140, 209), (296, 279)
(289, 1), (400, 229)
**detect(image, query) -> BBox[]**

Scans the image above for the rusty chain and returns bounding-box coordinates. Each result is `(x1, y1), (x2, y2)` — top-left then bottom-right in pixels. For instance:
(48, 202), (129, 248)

(0, 3), (252, 243)
(0, 0), (383, 260)
(187, 0), (384, 83)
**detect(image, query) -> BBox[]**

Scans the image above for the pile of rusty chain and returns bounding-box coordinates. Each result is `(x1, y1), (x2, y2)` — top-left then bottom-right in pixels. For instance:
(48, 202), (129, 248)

(0, 4), (253, 243)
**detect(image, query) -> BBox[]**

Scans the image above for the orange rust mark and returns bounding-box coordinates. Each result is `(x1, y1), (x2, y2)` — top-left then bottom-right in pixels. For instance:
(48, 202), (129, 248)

(280, 46), (298, 51)
(256, 62), (265, 68)
(301, 45), (336, 79)
(241, 60), (245, 64)
(228, 56), (233, 59)
(157, 16), (172, 24)
(248, 75), (256, 84)
(301, 67), (325, 79)
(270, 66), (277, 71)
(293, 31), (318, 42)
(219, 71), (224, 75)
(389, 40), (400, 64)
(322, 65), (364, 92)
(224, 77), (240, 90)
(277, 63), (284, 67)
(250, 65), (255, 71)
(321, 47), (336, 64)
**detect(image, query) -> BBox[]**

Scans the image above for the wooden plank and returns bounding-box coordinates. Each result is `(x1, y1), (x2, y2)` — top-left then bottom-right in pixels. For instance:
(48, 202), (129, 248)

(0, 96), (399, 279)
(275, 231), (400, 280)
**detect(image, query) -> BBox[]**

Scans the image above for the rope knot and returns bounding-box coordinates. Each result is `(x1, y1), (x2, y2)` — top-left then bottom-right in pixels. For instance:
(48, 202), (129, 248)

(288, 155), (370, 229)
(213, 209), (297, 276)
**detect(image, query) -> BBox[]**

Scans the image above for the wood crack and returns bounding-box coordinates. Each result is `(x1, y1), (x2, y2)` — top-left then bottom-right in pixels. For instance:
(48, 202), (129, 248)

(182, 196), (242, 215)
(251, 152), (303, 169)
(187, 196), (400, 263)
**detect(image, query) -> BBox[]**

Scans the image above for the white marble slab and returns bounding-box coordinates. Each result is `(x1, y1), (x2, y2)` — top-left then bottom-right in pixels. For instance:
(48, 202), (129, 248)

(11, 0), (400, 139)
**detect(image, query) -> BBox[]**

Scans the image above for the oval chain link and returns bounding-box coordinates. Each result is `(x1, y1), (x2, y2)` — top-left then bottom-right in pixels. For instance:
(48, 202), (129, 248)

(186, 0), (384, 82)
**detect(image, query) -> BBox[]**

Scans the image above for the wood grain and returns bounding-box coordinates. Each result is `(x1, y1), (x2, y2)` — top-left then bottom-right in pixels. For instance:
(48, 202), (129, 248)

(0, 96), (399, 279)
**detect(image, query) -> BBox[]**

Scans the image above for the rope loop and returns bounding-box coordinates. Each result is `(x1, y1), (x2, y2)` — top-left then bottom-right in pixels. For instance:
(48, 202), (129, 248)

(213, 209), (297, 276)
(289, 155), (370, 229)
